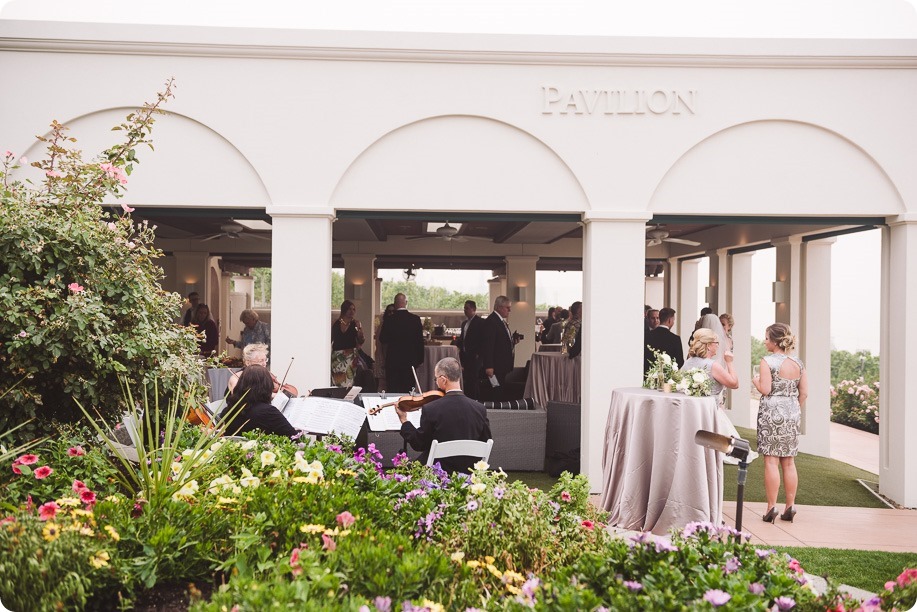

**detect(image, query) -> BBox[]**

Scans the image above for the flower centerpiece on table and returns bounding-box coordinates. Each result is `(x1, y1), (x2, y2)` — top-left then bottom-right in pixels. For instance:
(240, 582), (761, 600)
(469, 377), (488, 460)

(675, 368), (713, 397)
(644, 348), (679, 391)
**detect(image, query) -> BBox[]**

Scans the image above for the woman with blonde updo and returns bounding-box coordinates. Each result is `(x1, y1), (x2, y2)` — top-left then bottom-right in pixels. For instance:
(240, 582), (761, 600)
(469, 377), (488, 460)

(753, 323), (808, 524)
(681, 328), (739, 408)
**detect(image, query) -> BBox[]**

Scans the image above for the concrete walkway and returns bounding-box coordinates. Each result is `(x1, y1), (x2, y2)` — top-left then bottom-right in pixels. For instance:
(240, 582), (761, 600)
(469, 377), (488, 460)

(725, 419), (917, 553)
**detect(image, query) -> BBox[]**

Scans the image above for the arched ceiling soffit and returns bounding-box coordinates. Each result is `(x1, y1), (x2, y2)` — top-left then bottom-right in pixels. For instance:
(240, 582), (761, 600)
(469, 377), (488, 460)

(330, 115), (589, 214)
(649, 119), (904, 217)
(20, 108), (271, 209)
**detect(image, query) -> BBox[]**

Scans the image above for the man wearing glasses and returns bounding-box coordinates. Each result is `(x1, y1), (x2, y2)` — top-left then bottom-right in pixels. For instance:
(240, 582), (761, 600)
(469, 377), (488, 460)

(396, 357), (492, 474)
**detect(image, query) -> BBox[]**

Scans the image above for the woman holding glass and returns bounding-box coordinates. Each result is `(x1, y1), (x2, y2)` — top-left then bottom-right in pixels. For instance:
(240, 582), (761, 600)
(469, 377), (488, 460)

(753, 323), (807, 524)
(330, 299), (366, 387)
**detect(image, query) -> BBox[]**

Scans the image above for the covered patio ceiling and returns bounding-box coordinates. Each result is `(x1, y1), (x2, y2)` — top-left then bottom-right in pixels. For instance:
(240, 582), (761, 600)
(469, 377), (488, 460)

(138, 206), (880, 272)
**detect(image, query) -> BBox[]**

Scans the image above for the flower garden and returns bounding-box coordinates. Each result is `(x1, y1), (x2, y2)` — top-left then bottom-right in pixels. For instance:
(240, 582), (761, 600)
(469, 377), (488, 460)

(2, 86), (916, 611)
(829, 378), (880, 435)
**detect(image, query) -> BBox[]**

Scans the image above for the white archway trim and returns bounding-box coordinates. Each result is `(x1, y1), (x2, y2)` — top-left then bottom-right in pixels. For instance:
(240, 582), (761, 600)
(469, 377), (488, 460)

(650, 119), (904, 216)
(20, 108), (272, 209)
(330, 114), (590, 213)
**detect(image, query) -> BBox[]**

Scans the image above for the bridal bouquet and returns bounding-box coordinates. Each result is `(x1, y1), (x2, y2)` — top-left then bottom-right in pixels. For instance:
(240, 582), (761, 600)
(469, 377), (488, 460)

(644, 348), (680, 390)
(675, 368), (713, 397)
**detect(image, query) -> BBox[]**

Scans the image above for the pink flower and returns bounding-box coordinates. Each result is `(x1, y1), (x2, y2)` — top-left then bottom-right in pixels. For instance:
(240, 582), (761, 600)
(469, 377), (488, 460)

(3, 150), (11, 157)
(80, 489), (97, 506)
(72, 479), (88, 492)
(560, 491), (571, 502)
(289, 547), (303, 576)
(18, 454), (39, 465)
(581, 520), (594, 530)
(34, 465), (53, 479)
(321, 533), (336, 551)
(703, 589), (731, 607)
(68, 283), (84, 293)
(38, 502), (59, 521)
(897, 568), (917, 588)
(100, 162), (129, 185)
(11, 462), (22, 475)
(120, 202), (135, 213)
(67, 446), (85, 457)
(885, 581), (896, 591)
(19, 156), (28, 165)
(787, 558), (803, 574)
(107, 222), (117, 231)
(336, 511), (355, 528)
(18, 330), (27, 338)
(45, 169), (62, 178)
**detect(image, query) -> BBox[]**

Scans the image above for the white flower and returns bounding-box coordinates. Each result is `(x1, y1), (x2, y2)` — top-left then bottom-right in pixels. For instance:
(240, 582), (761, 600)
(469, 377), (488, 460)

(208, 474), (234, 494)
(240, 439), (258, 451)
(661, 353), (672, 364)
(470, 482), (486, 495)
(182, 449), (195, 458)
(170, 462), (183, 476)
(676, 380), (690, 393)
(260, 450), (277, 467)
(692, 371), (707, 384)
(270, 469), (282, 479)
(239, 467), (261, 488)
(172, 479), (199, 501)
(210, 442), (223, 452)
(473, 460), (489, 471)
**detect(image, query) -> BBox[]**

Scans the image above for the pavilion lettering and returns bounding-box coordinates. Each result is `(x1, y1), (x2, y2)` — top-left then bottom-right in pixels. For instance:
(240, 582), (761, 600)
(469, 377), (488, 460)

(541, 87), (697, 116)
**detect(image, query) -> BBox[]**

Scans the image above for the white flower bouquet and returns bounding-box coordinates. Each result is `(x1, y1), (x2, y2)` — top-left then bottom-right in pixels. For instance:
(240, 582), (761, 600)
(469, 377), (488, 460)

(644, 348), (680, 391)
(675, 368), (713, 397)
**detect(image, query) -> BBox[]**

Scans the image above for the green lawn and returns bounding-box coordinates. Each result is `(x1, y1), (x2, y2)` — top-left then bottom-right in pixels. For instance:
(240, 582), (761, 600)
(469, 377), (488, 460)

(770, 546), (917, 595)
(724, 426), (884, 508)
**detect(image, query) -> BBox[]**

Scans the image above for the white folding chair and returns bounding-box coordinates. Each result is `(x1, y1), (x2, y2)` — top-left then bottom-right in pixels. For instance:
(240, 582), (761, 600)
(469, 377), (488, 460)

(426, 439), (494, 467)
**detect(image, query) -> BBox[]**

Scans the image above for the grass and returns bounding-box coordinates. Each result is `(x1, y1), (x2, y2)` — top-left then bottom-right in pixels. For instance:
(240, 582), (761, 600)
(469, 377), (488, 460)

(723, 426), (884, 508)
(769, 546), (917, 595)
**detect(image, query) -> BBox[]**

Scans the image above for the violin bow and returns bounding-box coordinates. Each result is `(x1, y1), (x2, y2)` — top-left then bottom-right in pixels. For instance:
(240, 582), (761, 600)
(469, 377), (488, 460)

(411, 365), (423, 396)
(278, 357), (294, 392)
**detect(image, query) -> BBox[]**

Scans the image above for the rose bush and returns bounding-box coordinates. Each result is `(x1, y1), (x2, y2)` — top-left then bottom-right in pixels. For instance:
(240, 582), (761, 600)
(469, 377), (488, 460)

(0, 81), (202, 442)
(830, 378), (880, 434)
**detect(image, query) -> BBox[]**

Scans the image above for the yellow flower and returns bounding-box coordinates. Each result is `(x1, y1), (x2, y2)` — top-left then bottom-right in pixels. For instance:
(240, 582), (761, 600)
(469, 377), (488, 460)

(502, 570), (524, 583)
(42, 522), (61, 542)
(292, 476), (310, 484)
(217, 497), (238, 505)
(421, 599), (443, 612)
(79, 526), (95, 537)
(300, 524), (325, 534)
(56, 497), (80, 507)
(486, 564), (502, 578)
(506, 584), (521, 595)
(466, 560), (480, 569)
(451, 551), (465, 562)
(71, 508), (93, 520)
(337, 469), (357, 477)
(89, 550), (110, 569)
(485, 555), (495, 564)
(104, 495), (122, 504)
(104, 525), (120, 542)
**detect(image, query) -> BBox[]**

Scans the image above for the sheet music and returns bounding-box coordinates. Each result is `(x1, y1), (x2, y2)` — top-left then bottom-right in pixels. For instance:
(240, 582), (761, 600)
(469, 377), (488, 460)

(363, 396), (422, 432)
(343, 386), (362, 402)
(281, 397), (366, 438)
(271, 392), (289, 411)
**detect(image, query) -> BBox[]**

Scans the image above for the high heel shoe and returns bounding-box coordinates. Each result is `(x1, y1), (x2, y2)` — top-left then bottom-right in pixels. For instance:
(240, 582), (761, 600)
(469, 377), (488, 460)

(780, 506), (797, 523)
(762, 507), (778, 523)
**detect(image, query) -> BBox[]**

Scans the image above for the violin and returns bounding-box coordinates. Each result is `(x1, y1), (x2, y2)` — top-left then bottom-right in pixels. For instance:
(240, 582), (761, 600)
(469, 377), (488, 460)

(273, 357), (298, 398)
(367, 390), (444, 415)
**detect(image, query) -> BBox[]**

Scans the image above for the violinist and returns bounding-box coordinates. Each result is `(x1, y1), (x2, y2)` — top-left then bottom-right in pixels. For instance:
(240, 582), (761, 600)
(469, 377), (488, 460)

(226, 343), (299, 398)
(397, 357), (492, 474)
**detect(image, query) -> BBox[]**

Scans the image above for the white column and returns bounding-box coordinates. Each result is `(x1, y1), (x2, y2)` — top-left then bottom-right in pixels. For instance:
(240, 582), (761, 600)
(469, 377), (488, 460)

(772, 236), (803, 333)
(880, 217), (917, 507)
(678, 259), (700, 356)
(797, 237), (835, 457)
(582, 211), (650, 492)
(343, 253), (377, 356)
(644, 277), (664, 310)
(269, 207), (334, 392)
(705, 248), (728, 314)
(487, 275), (505, 311)
(665, 257), (680, 315)
(505, 256), (539, 368)
(728, 252), (754, 427)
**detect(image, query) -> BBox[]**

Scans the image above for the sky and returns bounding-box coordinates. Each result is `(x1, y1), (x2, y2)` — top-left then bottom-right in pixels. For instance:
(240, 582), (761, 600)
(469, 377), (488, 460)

(1, 0), (894, 354)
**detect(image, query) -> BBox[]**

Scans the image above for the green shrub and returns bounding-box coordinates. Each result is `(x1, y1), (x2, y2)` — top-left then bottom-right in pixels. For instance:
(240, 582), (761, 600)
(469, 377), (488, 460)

(0, 81), (202, 442)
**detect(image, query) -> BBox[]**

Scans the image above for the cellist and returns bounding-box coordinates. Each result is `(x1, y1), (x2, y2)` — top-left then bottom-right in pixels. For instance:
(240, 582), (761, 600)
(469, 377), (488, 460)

(396, 357), (491, 474)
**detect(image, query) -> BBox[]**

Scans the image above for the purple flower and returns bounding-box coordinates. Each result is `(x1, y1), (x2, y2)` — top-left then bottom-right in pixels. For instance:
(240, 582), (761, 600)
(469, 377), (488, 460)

(392, 452), (408, 466)
(623, 580), (643, 592)
(703, 589), (731, 607)
(393, 474), (409, 483)
(466, 500), (479, 511)
(724, 556), (741, 574)
(326, 444), (343, 454)
(755, 548), (775, 558)
(373, 595), (392, 611)
(521, 577), (540, 598)
(493, 487), (505, 499)
(748, 582), (765, 595)
(629, 531), (653, 545)
(404, 489), (427, 501)
(654, 539), (679, 553)
(775, 596), (795, 610)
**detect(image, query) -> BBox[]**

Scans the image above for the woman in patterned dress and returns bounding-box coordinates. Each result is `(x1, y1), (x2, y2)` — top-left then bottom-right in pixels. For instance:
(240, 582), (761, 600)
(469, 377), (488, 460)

(330, 300), (366, 387)
(753, 323), (808, 523)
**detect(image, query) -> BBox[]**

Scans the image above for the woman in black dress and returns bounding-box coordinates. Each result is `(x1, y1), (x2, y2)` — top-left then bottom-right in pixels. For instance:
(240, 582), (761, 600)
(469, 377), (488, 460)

(222, 365), (297, 438)
(192, 303), (219, 356)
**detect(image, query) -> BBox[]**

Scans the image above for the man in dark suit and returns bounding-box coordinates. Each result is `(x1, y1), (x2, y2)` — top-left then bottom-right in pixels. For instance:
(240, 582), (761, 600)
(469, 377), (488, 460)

(456, 300), (484, 399)
(480, 295), (516, 401)
(644, 307), (685, 373)
(396, 357), (492, 474)
(379, 292), (424, 392)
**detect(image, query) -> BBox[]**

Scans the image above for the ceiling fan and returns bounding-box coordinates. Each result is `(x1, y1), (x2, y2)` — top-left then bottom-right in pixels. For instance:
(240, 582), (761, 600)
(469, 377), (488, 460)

(197, 221), (271, 242)
(403, 266), (417, 281)
(646, 224), (701, 247)
(406, 221), (488, 243)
